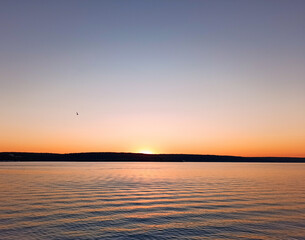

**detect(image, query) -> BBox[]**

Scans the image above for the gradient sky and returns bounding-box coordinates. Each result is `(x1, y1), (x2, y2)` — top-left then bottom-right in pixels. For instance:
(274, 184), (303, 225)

(1, 0), (304, 157)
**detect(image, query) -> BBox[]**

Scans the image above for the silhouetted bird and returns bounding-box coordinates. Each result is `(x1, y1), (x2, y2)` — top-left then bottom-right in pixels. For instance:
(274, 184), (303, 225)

(76, 112), (79, 115)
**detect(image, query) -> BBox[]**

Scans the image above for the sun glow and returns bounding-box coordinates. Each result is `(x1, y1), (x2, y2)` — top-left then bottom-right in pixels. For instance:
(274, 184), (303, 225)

(139, 150), (154, 154)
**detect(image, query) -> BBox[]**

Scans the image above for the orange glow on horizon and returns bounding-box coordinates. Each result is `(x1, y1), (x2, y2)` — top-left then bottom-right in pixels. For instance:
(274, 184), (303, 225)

(1, 142), (304, 158)
(0, 112), (304, 158)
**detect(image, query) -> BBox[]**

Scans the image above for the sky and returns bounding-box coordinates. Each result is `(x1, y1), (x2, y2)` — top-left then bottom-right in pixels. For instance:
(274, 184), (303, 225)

(0, 0), (304, 157)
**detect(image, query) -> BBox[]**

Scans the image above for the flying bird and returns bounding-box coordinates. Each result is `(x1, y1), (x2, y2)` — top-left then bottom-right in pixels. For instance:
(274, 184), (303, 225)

(76, 112), (79, 115)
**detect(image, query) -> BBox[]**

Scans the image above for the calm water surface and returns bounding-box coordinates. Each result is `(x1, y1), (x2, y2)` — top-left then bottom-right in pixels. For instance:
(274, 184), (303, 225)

(0, 162), (305, 239)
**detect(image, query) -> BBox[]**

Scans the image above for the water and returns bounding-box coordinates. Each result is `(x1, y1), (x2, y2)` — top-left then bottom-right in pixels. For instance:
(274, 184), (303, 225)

(0, 162), (305, 240)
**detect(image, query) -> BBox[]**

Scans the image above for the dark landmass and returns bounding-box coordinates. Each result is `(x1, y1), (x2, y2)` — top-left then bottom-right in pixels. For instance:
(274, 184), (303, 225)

(0, 152), (304, 162)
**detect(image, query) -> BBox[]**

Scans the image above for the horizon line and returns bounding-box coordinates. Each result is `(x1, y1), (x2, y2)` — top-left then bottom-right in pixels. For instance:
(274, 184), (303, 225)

(1, 151), (305, 159)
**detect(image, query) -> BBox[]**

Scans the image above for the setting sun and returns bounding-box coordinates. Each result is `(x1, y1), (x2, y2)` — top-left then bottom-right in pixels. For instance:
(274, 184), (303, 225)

(138, 150), (154, 154)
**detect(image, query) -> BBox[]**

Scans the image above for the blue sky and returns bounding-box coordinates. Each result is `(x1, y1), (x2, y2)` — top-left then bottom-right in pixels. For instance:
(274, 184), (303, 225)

(1, 0), (304, 156)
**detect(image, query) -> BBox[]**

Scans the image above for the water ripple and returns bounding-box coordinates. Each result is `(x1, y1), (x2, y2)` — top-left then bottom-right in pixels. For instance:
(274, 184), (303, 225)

(1, 162), (305, 239)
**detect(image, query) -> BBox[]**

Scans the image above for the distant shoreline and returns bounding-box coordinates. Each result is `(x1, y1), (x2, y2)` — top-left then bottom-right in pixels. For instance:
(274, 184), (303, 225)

(0, 152), (304, 162)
